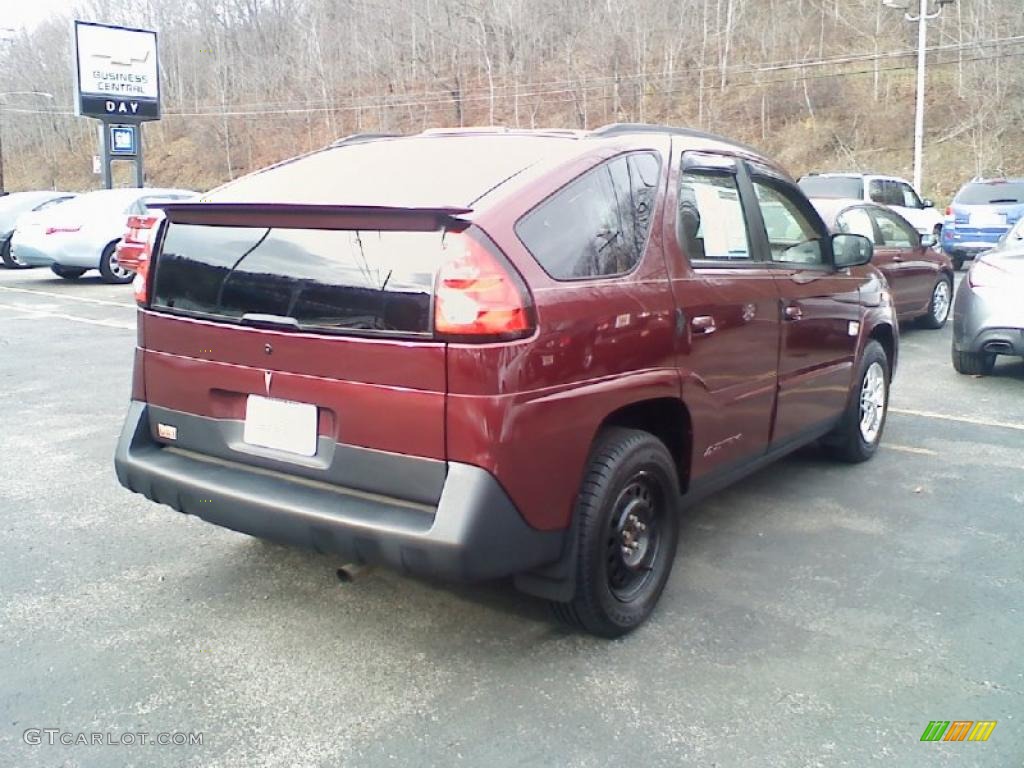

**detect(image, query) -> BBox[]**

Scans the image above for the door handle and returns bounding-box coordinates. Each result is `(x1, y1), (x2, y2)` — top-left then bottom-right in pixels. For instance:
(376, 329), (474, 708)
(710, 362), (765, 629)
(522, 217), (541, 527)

(892, 255), (904, 263)
(783, 304), (803, 321)
(691, 315), (717, 335)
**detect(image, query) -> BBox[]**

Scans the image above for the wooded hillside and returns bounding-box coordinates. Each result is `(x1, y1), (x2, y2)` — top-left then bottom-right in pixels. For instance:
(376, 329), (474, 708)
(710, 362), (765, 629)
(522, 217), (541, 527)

(1, 0), (1022, 201)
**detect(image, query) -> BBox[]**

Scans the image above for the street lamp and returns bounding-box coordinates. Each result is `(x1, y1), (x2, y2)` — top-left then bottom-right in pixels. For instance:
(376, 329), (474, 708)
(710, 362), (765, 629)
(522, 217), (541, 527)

(882, 0), (956, 193)
(0, 91), (55, 194)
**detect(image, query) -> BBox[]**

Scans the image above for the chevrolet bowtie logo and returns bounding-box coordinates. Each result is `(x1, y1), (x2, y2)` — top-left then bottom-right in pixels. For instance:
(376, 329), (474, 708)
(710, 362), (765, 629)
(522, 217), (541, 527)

(92, 50), (151, 67)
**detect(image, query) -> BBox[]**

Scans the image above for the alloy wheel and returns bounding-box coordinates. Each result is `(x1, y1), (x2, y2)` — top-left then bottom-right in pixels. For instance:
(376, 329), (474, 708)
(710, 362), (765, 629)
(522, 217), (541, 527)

(932, 280), (951, 324)
(108, 250), (132, 280)
(858, 362), (886, 444)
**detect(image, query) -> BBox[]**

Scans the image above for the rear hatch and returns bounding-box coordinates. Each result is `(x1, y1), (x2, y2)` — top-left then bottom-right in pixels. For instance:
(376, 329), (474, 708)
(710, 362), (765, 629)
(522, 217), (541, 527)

(138, 203), (470, 505)
(950, 182), (1024, 246)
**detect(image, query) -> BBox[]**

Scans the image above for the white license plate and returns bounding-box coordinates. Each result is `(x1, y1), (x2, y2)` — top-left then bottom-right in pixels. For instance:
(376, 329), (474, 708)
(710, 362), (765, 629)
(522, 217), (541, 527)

(971, 211), (1005, 228)
(243, 395), (318, 456)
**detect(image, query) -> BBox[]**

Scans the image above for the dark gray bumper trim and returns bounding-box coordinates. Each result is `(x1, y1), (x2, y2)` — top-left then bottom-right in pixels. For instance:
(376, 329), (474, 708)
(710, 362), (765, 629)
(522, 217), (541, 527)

(144, 404), (446, 506)
(115, 401), (564, 581)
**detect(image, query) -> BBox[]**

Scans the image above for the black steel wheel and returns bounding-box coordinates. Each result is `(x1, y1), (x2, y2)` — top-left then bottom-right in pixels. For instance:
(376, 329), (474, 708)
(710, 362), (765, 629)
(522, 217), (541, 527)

(551, 427), (680, 638)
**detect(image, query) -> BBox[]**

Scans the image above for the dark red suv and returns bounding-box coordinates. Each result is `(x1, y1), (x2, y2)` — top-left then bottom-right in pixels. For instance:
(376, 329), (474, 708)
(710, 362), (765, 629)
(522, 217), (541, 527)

(115, 125), (897, 637)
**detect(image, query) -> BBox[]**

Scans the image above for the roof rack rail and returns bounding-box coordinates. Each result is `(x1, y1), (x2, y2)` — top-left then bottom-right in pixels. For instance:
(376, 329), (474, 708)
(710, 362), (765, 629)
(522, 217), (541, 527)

(590, 122), (763, 155)
(329, 132), (402, 148)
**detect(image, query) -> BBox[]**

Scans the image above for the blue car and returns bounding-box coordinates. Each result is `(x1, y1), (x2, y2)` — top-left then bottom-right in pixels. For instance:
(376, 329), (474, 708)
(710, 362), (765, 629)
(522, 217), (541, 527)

(942, 178), (1024, 270)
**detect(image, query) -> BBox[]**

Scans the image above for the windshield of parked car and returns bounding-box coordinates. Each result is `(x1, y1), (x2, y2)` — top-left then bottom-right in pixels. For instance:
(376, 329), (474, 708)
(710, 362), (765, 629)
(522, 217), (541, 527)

(955, 182), (1024, 205)
(798, 176), (864, 200)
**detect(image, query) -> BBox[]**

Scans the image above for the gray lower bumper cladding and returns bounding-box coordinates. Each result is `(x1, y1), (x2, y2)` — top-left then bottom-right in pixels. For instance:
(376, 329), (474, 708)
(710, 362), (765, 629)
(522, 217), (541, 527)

(114, 401), (564, 581)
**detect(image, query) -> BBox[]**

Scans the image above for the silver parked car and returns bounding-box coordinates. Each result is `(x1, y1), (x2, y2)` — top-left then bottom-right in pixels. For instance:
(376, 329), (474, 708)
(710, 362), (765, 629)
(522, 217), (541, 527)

(951, 238), (1024, 375)
(0, 191), (77, 268)
(12, 187), (194, 283)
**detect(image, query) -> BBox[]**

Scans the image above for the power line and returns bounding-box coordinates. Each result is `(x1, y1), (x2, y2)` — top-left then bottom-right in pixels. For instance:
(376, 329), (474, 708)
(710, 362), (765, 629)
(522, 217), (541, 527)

(164, 33), (1024, 115)
(4, 40), (1022, 120)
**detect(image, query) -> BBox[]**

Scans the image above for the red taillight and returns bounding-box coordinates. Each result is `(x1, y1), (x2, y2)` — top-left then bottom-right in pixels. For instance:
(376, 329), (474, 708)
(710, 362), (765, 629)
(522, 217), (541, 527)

(945, 206), (953, 217)
(44, 225), (81, 235)
(968, 259), (1006, 288)
(126, 214), (162, 305)
(434, 231), (534, 341)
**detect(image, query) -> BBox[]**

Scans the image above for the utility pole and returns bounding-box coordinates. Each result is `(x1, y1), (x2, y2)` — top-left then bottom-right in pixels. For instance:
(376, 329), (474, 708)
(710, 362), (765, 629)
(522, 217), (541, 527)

(882, 0), (956, 192)
(0, 91), (55, 193)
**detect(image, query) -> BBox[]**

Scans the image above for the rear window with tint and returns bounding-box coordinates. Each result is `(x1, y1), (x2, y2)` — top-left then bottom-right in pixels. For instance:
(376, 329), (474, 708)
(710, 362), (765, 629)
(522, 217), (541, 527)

(797, 176), (864, 200)
(515, 153), (661, 280)
(151, 224), (450, 336)
(955, 182), (1024, 205)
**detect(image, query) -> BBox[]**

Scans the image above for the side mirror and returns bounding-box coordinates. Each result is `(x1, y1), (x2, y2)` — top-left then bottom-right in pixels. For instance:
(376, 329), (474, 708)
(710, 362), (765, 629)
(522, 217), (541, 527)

(920, 232), (938, 248)
(922, 198), (935, 209)
(832, 233), (873, 269)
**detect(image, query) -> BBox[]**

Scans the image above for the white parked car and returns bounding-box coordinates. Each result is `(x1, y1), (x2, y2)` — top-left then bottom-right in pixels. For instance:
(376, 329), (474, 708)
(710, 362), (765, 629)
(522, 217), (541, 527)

(0, 191), (77, 268)
(12, 187), (194, 283)
(798, 173), (944, 239)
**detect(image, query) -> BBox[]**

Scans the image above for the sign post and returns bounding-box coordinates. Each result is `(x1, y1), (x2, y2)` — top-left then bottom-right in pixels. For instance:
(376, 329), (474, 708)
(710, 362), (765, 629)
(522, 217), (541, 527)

(73, 20), (160, 189)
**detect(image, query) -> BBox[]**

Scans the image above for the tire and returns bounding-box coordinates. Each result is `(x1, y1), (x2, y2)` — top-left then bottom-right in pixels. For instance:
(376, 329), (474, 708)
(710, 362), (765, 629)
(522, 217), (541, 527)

(918, 275), (952, 329)
(50, 265), (86, 279)
(952, 347), (996, 376)
(932, 225), (942, 248)
(99, 241), (134, 284)
(951, 255), (964, 271)
(1, 237), (30, 269)
(823, 340), (890, 463)
(551, 427), (680, 638)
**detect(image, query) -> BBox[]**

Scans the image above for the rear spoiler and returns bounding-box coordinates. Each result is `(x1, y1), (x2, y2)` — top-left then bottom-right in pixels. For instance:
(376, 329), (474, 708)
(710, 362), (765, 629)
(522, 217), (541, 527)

(150, 202), (474, 231)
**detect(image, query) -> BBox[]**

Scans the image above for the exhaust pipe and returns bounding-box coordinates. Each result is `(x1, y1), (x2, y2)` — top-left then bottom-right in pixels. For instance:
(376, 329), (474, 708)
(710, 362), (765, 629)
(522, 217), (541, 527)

(984, 341), (1012, 354)
(336, 563), (374, 583)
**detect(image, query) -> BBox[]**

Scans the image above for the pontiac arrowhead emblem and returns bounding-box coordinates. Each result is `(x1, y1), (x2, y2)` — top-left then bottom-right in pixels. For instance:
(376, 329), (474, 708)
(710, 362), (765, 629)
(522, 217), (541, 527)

(264, 370), (272, 395)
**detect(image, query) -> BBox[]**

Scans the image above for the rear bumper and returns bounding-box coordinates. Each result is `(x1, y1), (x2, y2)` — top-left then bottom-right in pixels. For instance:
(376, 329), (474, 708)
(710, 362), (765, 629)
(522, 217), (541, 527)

(10, 239), (56, 266)
(952, 283), (1024, 356)
(115, 401), (564, 581)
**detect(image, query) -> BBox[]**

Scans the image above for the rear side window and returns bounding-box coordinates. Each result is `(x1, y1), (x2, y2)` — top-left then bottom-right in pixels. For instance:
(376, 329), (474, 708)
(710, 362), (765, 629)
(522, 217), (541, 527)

(677, 172), (751, 261)
(515, 153), (661, 280)
(955, 182), (1024, 205)
(151, 224), (448, 335)
(898, 183), (922, 208)
(836, 207), (876, 241)
(33, 196), (74, 212)
(872, 209), (917, 247)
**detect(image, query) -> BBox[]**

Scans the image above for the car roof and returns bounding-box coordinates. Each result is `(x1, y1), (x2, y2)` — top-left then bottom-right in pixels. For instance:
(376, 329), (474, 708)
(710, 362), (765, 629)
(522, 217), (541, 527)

(803, 172), (911, 184)
(206, 124), (784, 209)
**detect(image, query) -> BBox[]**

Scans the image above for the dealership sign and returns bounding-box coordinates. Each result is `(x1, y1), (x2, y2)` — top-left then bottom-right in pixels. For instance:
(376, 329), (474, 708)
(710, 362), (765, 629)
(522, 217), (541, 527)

(74, 21), (160, 120)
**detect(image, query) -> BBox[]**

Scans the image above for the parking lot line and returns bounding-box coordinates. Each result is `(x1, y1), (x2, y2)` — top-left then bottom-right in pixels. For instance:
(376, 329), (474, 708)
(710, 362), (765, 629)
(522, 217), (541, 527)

(0, 302), (133, 330)
(884, 443), (939, 456)
(890, 407), (1024, 433)
(0, 284), (135, 309)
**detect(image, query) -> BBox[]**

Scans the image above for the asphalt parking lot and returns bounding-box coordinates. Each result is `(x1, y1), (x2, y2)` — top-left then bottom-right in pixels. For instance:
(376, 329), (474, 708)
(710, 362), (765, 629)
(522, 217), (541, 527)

(0, 267), (1021, 768)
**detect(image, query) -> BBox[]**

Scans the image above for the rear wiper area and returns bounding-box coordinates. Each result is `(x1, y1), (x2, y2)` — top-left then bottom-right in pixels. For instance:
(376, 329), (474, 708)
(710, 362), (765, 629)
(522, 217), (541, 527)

(240, 313), (301, 331)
